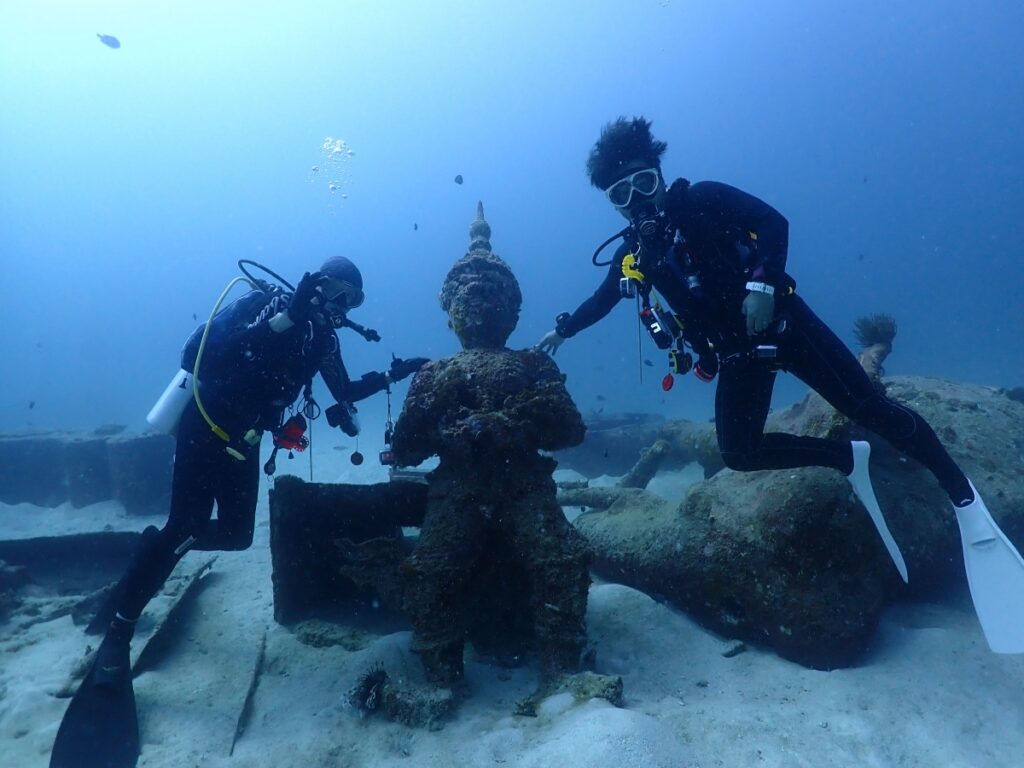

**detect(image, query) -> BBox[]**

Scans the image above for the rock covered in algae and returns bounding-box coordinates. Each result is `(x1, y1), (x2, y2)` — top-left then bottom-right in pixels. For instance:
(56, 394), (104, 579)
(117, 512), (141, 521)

(565, 377), (1024, 669)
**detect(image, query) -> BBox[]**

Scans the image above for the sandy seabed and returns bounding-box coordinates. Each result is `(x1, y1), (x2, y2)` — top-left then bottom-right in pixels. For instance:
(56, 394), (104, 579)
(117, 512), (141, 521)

(2, 459), (1023, 768)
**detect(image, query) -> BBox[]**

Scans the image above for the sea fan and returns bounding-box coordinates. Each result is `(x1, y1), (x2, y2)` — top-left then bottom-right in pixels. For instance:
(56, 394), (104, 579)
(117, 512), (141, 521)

(853, 314), (897, 349)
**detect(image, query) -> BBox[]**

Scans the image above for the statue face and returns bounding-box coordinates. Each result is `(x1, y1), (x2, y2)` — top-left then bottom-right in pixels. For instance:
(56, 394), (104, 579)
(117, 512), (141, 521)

(441, 253), (521, 350)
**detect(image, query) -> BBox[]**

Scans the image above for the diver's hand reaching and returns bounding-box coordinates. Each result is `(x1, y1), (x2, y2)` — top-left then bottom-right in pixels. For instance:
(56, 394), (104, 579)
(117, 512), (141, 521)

(536, 329), (566, 356)
(289, 271), (327, 324)
(389, 356), (429, 382)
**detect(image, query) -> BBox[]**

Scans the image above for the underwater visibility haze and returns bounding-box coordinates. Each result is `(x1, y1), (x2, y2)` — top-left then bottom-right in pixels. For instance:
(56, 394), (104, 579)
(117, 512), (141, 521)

(1, 0), (1022, 431)
(1, 2), (1024, 767)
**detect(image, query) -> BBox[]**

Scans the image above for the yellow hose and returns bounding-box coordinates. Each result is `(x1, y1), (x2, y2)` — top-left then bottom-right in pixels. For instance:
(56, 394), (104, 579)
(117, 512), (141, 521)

(192, 277), (256, 442)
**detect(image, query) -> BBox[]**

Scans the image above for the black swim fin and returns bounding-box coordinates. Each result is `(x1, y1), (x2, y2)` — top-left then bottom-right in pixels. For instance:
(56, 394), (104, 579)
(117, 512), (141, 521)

(50, 641), (139, 768)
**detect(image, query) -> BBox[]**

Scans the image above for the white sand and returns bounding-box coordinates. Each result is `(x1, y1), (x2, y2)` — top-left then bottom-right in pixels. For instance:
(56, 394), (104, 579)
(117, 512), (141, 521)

(2, 460), (1024, 768)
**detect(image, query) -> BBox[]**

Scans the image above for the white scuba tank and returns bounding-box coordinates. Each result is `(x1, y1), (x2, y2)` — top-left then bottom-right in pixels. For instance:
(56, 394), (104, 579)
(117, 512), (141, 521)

(147, 369), (193, 433)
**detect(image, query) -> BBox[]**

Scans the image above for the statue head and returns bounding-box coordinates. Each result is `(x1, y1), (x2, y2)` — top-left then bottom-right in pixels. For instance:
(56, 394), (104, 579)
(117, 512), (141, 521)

(439, 202), (522, 349)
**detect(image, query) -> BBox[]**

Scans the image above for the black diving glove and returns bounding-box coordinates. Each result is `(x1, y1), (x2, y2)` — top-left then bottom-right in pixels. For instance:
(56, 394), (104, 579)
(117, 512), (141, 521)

(325, 401), (360, 437)
(288, 271), (327, 324)
(389, 356), (429, 382)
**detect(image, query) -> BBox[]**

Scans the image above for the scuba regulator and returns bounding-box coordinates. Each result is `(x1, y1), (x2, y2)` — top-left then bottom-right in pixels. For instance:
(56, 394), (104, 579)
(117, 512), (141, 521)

(585, 200), (702, 391)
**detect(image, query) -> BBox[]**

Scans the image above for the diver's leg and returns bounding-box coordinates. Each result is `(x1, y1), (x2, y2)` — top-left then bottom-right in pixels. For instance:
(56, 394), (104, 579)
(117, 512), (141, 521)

(189, 441), (261, 552)
(92, 408), (220, 684)
(716, 341), (853, 472)
(782, 295), (970, 502)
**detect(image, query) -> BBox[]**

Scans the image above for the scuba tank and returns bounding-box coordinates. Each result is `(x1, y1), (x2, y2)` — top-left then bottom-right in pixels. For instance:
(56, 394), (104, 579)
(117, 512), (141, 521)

(145, 259), (288, 437)
(146, 369), (193, 434)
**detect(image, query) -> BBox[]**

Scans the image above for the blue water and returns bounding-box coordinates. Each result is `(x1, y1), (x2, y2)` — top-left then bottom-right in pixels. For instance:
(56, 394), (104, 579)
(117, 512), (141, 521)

(2, 0), (1022, 433)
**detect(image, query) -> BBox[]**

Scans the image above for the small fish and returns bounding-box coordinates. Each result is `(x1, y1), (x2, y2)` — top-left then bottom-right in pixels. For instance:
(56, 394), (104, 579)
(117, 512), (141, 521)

(35, 341), (42, 349)
(97, 33), (121, 49)
(454, 174), (463, 185)
(595, 394), (606, 401)
(192, 313), (198, 321)
(643, 359), (653, 367)
(29, 401), (35, 410)
(413, 223), (418, 231)
(332, 445), (348, 452)
(603, 449), (609, 458)
(857, 253), (865, 261)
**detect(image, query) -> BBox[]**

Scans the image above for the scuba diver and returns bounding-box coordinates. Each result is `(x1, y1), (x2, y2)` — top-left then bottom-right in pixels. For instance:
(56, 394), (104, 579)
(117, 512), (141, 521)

(536, 116), (1024, 655)
(50, 256), (427, 768)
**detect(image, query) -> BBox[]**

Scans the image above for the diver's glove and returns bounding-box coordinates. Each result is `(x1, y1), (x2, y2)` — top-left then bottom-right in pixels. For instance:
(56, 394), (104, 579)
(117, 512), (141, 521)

(288, 271), (327, 324)
(742, 282), (775, 336)
(325, 401), (360, 437)
(388, 356), (429, 382)
(536, 329), (566, 356)
(694, 351), (718, 383)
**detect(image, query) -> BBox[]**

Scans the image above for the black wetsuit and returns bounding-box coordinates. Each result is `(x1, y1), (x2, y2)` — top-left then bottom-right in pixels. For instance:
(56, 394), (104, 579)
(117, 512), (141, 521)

(115, 290), (391, 621)
(557, 179), (971, 503)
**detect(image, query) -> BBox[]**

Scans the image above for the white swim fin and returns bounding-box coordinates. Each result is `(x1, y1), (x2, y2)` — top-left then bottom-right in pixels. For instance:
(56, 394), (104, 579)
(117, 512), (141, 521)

(847, 441), (909, 583)
(955, 480), (1024, 653)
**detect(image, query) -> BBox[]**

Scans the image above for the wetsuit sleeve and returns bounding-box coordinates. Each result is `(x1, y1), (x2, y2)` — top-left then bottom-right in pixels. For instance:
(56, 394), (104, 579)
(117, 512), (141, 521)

(556, 244), (628, 338)
(319, 333), (389, 403)
(687, 181), (789, 288)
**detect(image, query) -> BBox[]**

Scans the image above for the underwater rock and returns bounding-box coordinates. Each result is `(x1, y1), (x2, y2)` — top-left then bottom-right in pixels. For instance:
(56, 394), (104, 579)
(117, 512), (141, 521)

(0, 430), (173, 512)
(514, 671), (625, 717)
(62, 436), (112, 507)
(93, 424), (127, 436)
(293, 619), (373, 651)
(999, 386), (1024, 405)
(568, 376), (1024, 669)
(107, 432), (174, 515)
(268, 476), (426, 624)
(0, 559), (29, 621)
(555, 415), (719, 479)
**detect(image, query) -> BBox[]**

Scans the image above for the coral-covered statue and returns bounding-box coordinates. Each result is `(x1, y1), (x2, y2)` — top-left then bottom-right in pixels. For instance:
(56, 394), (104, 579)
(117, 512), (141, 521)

(392, 203), (591, 697)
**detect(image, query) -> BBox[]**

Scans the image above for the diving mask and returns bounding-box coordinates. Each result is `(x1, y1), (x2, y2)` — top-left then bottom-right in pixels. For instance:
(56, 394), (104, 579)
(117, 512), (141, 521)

(606, 168), (660, 208)
(322, 278), (364, 312)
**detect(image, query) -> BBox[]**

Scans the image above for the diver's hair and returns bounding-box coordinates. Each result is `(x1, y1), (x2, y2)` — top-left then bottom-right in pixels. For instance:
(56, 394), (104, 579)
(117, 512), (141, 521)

(587, 116), (668, 189)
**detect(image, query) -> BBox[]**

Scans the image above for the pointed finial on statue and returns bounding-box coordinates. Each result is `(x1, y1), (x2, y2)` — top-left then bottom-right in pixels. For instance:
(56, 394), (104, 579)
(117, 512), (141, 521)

(469, 200), (492, 253)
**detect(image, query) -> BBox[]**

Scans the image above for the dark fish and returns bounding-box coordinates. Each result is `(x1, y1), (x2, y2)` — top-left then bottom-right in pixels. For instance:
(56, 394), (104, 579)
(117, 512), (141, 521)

(454, 174), (463, 185)
(29, 401), (35, 410)
(97, 33), (121, 49)
(595, 394), (606, 401)
(643, 359), (654, 367)
(857, 253), (865, 261)
(413, 223), (418, 231)
(192, 313), (198, 321)
(603, 449), (609, 458)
